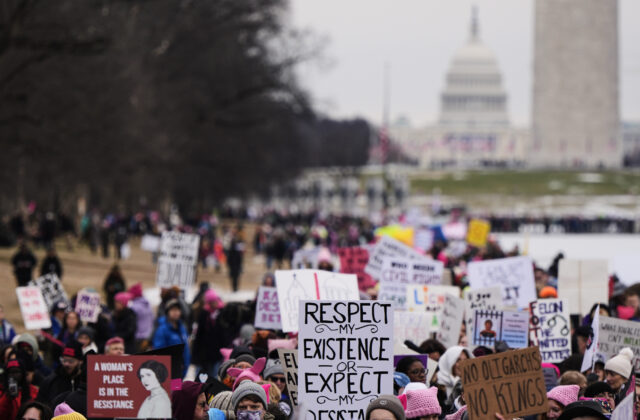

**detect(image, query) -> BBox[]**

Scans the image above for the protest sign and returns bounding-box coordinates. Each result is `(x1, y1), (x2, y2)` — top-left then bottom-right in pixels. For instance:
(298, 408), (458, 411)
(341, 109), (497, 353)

(75, 289), (102, 323)
(140, 234), (161, 252)
(278, 349), (299, 407)
(581, 305), (600, 373)
(467, 256), (536, 309)
(393, 311), (435, 350)
(16, 286), (51, 330)
(529, 299), (571, 363)
(275, 270), (359, 333)
(464, 287), (502, 348)
(466, 219), (491, 248)
(298, 300), (393, 420)
(30, 273), (68, 310)
(291, 248), (321, 269)
(437, 294), (465, 348)
(87, 355), (172, 418)
(472, 310), (529, 349)
(364, 236), (424, 279)
(337, 247), (374, 291)
(255, 286), (281, 330)
(558, 259), (608, 316)
(597, 316), (640, 371)
(378, 256), (443, 310)
(611, 392), (635, 420)
(156, 231), (200, 289)
(406, 285), (460, 312)
(461, 347), (548, 420)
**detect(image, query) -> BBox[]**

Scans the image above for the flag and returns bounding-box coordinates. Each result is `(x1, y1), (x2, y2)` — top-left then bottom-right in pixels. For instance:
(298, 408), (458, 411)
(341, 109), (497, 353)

(580, 304), (599, 373)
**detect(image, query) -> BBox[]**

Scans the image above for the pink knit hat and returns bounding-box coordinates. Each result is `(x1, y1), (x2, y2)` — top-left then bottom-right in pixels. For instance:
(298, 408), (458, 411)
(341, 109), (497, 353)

(115, 292), (132, 307)
(405, 387), (441, 418)
(128, 283), (143, 299)
(54, 402), (75, 416)
(547, 384), (580, 407)
(228, 357), (267, 390)
(444, 406), (467, 420)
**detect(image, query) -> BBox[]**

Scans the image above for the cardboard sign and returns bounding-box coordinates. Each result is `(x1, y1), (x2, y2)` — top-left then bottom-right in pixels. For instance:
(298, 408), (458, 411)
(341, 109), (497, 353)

(597, 316), (640, 371)
(16, 286), (51, 330)
(255, 286), (281, 330)
(337, 247), (374, 291)
(378, 257), (444, 310)
(156, 231), (200, 289)
(529, 299), (571, 363)
(461, 347), (548, 419)
(141, 235), (161, 252)
(464, 287), (503, 349)
(87, 355), (172, 418)
(75, 289), (102, 323)
(466, 219), (491, 248)
(437, 294), (465, 348)
(275, 270), (359, 333)
(30, 273), (68, 310)
(558, 259), (609, 316)
(365, 236), (424, 279)
(467, 256), (536, 309)
(278, 349), (299, 408)
(298, 301), (393, 420)
(393, 311), (435, 350)
(472, 310), (529, 349)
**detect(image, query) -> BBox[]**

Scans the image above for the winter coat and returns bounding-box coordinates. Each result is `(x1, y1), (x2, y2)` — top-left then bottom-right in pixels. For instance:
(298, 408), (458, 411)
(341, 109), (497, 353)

(0, 383), (38, 420)
(130, 297), (154, 340)
(153, 316), (190, 375)
(0, 320), (16, 346)
(112, 307), (138, 354)
(36, 366), (81, 408)
(192, 309), (222, 366)
(40, 255), (63, 278)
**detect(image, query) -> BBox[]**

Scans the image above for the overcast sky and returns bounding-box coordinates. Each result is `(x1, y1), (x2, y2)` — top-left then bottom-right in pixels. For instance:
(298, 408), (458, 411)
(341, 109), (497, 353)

(290, 0), (640, 127)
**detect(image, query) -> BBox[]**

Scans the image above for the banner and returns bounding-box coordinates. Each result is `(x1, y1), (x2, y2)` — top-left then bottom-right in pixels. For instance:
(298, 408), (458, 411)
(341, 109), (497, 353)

(337, 247), (374, 291)
(87, 355), (172, 418)
(611, 392), (635, 420)
(528, 299), (571, 363)
(278, 349), (299, 408)
(30, 273), (68, 310)
(558, 259), (609, 316)
(466, 219), (491, 248)
(460, 347), (548, 420)
(298, 300), (393, 420)
(16, 286), (51, 330)
(275, 270), (359, 333)
(365, 236), (424, 279)
(467, 256), (536, 309)
(156, 231), (200, 289)
(255, 286), (281, 330)
(472, 310), (529, 349)
(464, 287), (503, 348)
(597, 316), (640, 371)
(75, 289), (102, 323)
(437, 294), (465, 349)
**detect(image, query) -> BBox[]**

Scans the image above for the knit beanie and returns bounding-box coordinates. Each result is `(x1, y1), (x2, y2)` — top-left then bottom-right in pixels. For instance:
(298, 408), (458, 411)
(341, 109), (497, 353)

(547, 384), (580, 407)
(444, 406), (467, 420)
(211, 390), (234, 411)
(218, 359), (236, 380)
(365, 395), (406, 420)
(584, 381), (614, 398)
(14, 333), (39, 361)
(263, 358), (284, 379)
(234, 354), (257, 366)
(115, 292), (133, 307)
(405, 387), (441, 418)
(77, 326), (95, 341)
(231, 380), (268, 411)
(128, 282), (143, 299)
(52, 402), (87, 420)
(604, 347), (633, 379)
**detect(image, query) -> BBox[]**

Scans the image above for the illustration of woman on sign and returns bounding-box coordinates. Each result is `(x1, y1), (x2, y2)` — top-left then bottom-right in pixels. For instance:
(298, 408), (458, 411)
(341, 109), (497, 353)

(137, 360), (172, 418)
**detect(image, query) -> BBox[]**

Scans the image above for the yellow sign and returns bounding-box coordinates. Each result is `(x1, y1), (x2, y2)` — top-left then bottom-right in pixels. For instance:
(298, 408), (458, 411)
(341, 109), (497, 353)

(466, 219), (491, 248)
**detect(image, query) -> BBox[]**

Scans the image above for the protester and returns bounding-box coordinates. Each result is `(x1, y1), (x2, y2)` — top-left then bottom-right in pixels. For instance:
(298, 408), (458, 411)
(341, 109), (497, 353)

(556, 400), (608, 420)
(225, 225), (245, 292)
(192, 288), (225, 377)
(262, 359), (287, 397)
(57, 312), (81, 347)
(0, 304), (16, 346)
(12, 242), (37, 286)
(16, 401), (53, 420)
(365, 395), (406, 420)
(172, 381), (209, 420)
(0, 359), (38, 420)
(75, 327), (98, 355)
(546, 384), (580, 419)
(128, 282), (154, 352)
(404, 387), (441, 420)
(102, 265), (126, 310)
(104, 337), (125, 356)
(49, 301), (68, 338)
(437, 346), (472, 399)
(36, 343), (83, 407)
(15, 333), (51, 379)
(51, 402), (87, 420)
(396, 356), (427, 384)
(232, 381), (268, 420)
(603, 347), (633, 402)
(40, 248), (63, 279)
(583, 381), (616, 411)
(152, 299), (191, 376)
(417, 339), (446, 361)
(112, 292), (137, 354)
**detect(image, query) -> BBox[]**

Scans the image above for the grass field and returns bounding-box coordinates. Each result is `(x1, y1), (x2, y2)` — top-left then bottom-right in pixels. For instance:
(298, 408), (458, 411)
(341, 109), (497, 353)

(410, 170), (640, 196)
(1, 224), (265, 334)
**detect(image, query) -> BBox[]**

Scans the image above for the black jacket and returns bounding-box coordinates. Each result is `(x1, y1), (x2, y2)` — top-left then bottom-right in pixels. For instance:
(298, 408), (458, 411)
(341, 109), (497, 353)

(36, 367), (81, 408)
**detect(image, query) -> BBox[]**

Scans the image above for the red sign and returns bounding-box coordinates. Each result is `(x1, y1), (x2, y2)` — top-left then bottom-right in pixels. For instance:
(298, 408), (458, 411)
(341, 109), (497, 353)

(87, 355), (172, 418)
(338, 247), (374, 291)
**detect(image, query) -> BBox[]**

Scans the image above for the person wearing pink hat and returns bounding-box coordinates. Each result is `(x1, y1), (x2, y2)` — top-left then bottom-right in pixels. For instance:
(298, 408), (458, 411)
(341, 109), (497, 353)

(404, 387), (441, 420)
(192, 287), (225, 379)
(113, 291), (137, 354)
(546, 384), (580, 419)
(128, 282), (154, 352)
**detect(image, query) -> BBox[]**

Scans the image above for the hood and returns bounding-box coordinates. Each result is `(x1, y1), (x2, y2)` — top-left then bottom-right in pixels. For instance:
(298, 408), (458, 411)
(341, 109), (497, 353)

(172, 381), (204, 420)
(14, 333), (39, 361)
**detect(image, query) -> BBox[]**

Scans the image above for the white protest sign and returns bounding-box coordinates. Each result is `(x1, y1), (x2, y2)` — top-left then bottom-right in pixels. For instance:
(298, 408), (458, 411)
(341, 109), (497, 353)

(75, 289), (102, 323)
(597, 316), (640, 371)
(255, 286), (281, 330)
(16, 286), (51, 330)
(156, 231), (200, 289)
(558, 259), (609, 316)
(365, 236), (424, 279)
(406, 285), (460, 330)
(298, 301), (393, 420)
(472, 309), (529, 349)
(610, 392), (634, 420)
(464, 286), (503, 348)
(275, 270), (359, 333)
(291, 248), (321, 269)
(529, 299), (571, 363)
(467, 256), (536, 309)
(30, 273), (68, 310)
(393, 311), (435, 349)
(581, 305), (600, 373)
(278, 349), (299, 408)
(140, 234), (161, 252)
(437, 294), (465, 348)
(378, 257), (444, 310)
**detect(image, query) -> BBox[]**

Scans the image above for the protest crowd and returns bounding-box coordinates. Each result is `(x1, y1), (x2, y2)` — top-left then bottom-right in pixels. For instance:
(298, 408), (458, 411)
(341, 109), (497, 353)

(1, 208), (640, 420)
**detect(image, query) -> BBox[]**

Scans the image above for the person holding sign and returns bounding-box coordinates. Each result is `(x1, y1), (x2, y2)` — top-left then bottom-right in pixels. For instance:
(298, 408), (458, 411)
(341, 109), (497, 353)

(137, 360), (172, 418)
(603, 347), (634, 403)
(437, 346), (472, 399)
